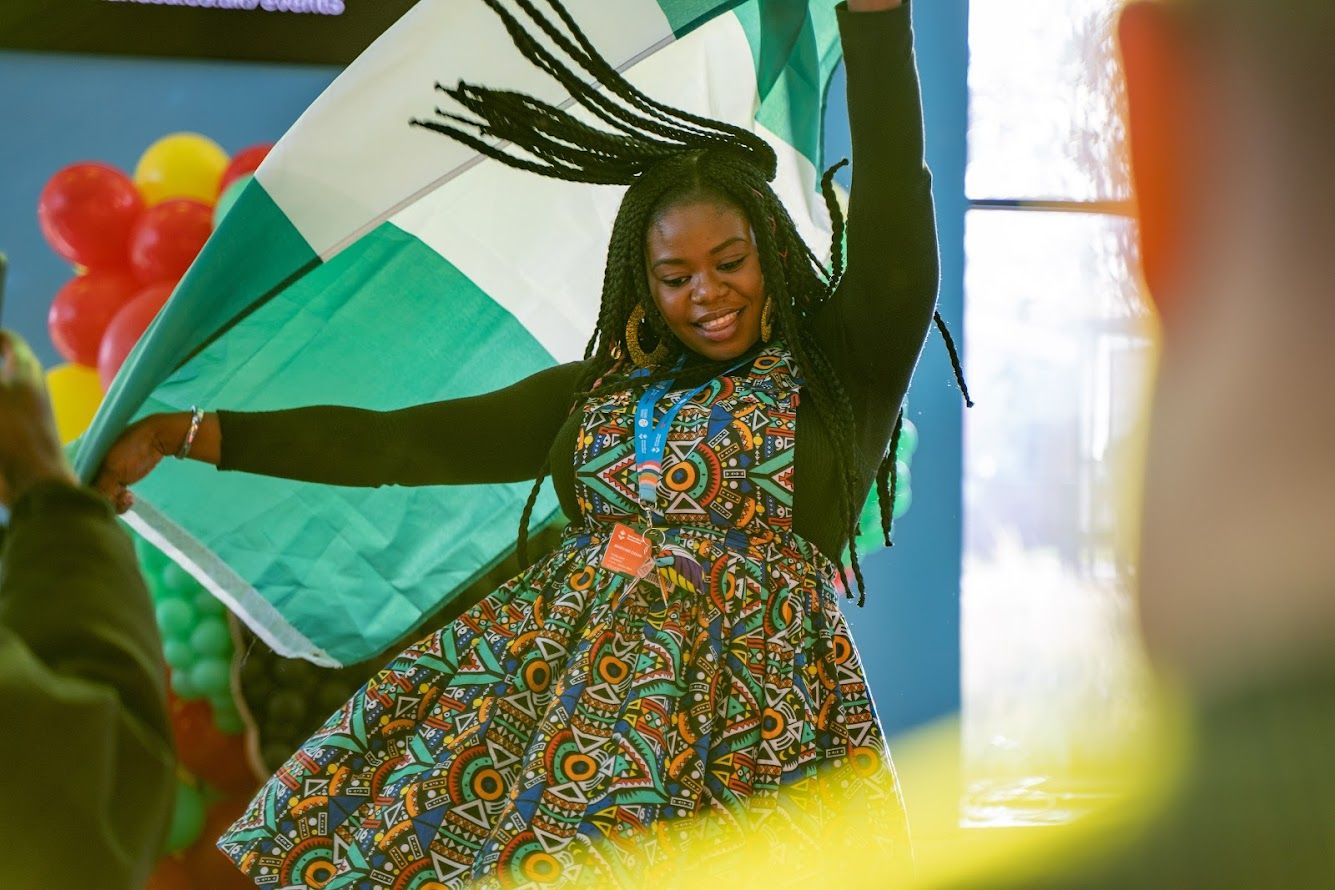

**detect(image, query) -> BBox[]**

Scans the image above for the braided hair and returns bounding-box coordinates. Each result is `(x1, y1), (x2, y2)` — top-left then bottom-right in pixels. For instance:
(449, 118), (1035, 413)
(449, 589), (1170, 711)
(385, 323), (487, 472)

(411, 0), (969, 602)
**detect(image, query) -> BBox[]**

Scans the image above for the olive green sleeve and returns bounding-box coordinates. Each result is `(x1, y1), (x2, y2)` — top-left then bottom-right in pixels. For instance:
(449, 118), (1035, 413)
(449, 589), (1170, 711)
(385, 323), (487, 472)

(0, 482), (174, 888)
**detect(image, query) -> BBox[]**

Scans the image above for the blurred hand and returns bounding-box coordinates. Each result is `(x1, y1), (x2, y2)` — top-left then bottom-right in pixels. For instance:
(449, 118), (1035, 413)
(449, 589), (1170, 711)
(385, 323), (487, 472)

(93, 413), (188, 515)
(0, 331), (77, 509)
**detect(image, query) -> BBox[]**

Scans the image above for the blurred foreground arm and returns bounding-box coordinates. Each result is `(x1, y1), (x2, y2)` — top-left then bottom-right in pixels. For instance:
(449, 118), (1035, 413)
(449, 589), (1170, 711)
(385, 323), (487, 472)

(0, 331), (173, 888)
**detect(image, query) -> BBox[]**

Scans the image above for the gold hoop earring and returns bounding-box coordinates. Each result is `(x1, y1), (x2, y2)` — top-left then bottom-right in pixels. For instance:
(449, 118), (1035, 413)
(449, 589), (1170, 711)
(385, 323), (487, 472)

(760, 297), (775, 342)
(625, 304), (670, 366)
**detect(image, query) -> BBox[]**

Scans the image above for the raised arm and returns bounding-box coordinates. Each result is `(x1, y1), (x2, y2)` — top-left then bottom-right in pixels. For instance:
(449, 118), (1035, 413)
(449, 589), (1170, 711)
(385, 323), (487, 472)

(815, 0), (939, 404)
(94, 361), (586, 507)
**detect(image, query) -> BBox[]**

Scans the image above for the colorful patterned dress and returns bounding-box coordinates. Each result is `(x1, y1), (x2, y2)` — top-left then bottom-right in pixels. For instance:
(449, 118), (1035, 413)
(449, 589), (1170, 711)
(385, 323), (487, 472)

(218, 344), (910, 887)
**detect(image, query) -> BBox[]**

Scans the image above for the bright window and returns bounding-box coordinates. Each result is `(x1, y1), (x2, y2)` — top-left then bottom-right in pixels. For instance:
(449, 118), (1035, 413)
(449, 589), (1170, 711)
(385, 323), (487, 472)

(962, 0), (1156, 826)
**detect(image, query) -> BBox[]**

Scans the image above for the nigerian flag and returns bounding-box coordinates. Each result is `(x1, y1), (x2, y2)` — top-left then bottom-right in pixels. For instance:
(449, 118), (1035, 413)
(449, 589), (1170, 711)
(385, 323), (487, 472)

(74, 0), (846, 667)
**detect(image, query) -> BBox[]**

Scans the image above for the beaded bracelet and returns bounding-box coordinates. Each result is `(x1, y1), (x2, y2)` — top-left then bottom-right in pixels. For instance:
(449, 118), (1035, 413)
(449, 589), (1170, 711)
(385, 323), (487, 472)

(175, 406), (205, 460)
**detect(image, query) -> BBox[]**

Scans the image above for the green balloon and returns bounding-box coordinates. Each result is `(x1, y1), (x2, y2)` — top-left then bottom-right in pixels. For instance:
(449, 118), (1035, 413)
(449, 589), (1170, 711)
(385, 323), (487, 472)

(158, 562), (198, 601)
(209, 691), (243, 728)
(190, 615), (232, 658)
(892, 485), (913, 520)
(896, 419), (919, 460)
(162, 639), (195, 671)
(268, 690), (306, 725)
(209, 687), (238, 710)
(134, 537), (171, 576)
(213, 173), (252, 227)
(854, 504), (875, 552)
(261, 741), (295, 771)
(164, 780), (207, 854)
(170, 666), (201, 700)
(855, 492), (881, 552)
(190, 657), (232, 699)
(894, 460), (911, 490)
(155, 599), (195, 641)
(318, 679), (353, 713)
(214, 707), (245, 735)
(140, 571), (166, 604)
(859, 487), (879, 521)
(192, 588), (226, 617)
(273, 657), (317, 692)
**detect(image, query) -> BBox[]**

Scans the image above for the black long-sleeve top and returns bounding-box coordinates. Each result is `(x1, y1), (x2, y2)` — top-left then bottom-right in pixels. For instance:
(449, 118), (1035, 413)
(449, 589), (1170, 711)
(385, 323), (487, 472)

(0, 482), (175, 888)
(217, 1), (939, 560)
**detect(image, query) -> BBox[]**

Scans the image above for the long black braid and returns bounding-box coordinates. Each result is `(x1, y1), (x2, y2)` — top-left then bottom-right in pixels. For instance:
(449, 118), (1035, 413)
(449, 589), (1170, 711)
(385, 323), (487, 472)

(412, 0), (969, 600)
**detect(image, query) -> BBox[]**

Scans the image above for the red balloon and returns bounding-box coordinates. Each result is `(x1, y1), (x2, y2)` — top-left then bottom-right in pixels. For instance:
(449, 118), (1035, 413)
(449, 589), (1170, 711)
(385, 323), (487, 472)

(48, 270), (139, 366)
(184, 798), (256, 889)
(128, 199), (213, 286)
(145, 855), (192, 890)
(38, 163), (144, 269)
(97, 283), (173, 389)
(171, 696), (260, 797)
(217, 144), (272, 196)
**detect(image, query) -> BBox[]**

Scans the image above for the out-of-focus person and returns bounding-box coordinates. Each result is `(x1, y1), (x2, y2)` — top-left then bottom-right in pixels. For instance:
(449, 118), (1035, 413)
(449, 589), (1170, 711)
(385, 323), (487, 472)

(964, 1), (1335, 886)
(0, 330), (174, 887)
(1126, 0), (1335, 720)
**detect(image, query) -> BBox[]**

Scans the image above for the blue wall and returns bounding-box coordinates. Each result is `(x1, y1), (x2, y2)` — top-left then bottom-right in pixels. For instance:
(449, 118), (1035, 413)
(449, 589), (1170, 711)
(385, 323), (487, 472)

(0, 0), (967, 735)
(0, 51), (338, 366)
(827, 0), (967, 736)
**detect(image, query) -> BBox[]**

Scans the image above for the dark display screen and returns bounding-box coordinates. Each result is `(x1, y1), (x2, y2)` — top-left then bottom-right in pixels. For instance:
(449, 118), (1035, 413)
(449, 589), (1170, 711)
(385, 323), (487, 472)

(0, 0), (418, 65)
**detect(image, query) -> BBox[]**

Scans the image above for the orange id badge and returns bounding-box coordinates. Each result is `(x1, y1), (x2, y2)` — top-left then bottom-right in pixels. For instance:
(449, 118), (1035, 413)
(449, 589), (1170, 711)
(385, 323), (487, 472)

(600, 523), (655, 578)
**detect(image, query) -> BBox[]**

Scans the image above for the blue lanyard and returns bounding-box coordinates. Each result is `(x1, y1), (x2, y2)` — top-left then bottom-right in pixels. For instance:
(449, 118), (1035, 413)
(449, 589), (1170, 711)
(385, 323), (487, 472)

(632, 356), (749, 522)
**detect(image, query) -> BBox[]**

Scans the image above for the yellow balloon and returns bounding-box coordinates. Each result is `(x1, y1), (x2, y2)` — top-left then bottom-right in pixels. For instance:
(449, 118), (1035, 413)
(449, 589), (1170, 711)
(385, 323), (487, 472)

(46, 363), (104, 445)
(134, 132), (230, 206)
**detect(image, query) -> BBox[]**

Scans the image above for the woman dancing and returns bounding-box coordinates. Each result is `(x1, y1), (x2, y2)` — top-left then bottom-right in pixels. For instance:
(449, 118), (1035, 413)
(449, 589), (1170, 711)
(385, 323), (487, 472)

(97, 0), (953, 884)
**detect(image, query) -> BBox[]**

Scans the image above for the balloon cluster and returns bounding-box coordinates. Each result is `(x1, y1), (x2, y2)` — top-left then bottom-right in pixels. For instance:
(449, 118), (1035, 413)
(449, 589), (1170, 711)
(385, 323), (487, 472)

(237, 630), (373, 772)
(137, 532), (372, 771)
(39, 134), (272, 445)
(131, 536), (385, 883)
(132, 535), (264, 887)
(135, 537), (243, 723)
(849, 415), (920, 562)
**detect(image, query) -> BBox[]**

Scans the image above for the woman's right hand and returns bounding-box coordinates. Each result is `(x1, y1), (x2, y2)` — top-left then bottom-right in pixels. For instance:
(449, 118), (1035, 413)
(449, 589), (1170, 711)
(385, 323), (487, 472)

(93, 413), (191, 514)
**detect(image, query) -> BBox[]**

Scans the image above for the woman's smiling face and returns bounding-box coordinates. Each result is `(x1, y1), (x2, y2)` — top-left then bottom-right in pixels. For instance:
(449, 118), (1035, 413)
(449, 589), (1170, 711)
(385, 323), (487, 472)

(644, 199), (766, 361)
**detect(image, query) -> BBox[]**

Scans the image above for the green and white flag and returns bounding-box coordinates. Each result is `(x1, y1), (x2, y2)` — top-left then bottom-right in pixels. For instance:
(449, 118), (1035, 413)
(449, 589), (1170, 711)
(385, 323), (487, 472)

(75, 0), (846, 666)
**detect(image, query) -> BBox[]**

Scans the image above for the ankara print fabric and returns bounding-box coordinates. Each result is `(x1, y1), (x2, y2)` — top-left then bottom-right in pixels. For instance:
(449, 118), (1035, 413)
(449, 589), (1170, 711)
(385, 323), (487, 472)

(218, 345), (909, 888)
